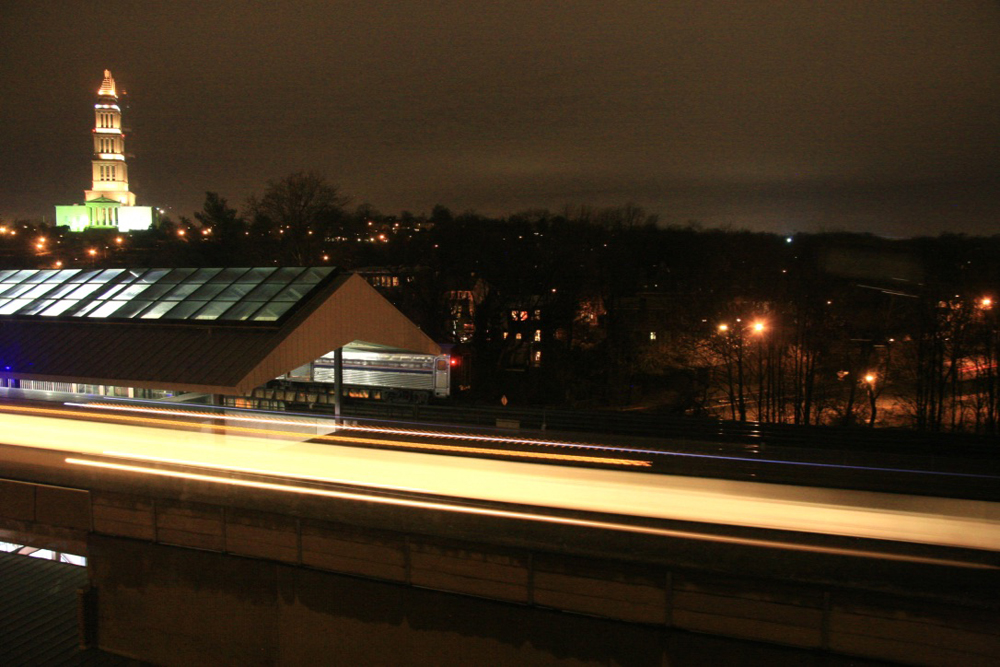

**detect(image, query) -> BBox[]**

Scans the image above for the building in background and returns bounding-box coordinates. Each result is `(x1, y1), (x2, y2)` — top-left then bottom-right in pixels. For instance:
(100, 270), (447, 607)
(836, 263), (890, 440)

(55, 70), (156, 232)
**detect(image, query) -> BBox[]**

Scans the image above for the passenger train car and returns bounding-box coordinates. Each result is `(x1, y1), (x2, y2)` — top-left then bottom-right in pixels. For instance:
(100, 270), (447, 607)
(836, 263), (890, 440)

(253, 343), (451, 408)
(310, 344), (451, 402)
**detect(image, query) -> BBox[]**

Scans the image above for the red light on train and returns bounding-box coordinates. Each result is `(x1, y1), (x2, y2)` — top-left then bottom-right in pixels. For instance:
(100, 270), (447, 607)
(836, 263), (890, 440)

(450, 357), (460, 367)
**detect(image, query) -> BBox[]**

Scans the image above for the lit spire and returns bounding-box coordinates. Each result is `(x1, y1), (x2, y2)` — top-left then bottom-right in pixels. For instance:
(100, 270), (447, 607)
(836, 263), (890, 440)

(98, 69), (116, 98)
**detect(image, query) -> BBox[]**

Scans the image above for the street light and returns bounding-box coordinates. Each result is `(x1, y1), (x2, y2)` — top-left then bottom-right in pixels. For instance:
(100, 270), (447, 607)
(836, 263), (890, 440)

(863, 373), (877, 427)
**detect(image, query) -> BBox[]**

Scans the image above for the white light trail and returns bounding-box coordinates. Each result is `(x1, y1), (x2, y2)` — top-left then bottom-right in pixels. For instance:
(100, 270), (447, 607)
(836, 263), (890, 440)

(65, 456), (998, 570)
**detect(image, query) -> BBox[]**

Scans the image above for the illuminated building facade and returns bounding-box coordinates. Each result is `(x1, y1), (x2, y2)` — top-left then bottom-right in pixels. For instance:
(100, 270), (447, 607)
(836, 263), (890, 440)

(55, 70), (156, 232)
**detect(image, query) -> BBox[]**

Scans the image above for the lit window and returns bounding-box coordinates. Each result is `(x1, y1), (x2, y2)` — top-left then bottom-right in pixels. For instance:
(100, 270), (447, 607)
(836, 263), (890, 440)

(515, 333), (522, 340)
(650, 331), (657, 341)
(534, 330), (541, 342)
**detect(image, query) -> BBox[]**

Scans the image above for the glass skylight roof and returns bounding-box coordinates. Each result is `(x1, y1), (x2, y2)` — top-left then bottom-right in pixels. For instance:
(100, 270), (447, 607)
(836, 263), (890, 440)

(0, 267), (335, 323)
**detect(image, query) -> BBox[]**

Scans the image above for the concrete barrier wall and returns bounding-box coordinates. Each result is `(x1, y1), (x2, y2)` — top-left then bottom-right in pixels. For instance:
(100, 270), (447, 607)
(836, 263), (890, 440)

(0, 478), (89, 554)
(4, 479), (999, 666)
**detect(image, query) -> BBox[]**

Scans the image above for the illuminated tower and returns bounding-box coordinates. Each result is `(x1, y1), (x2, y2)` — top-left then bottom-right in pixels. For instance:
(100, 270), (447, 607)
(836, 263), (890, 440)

(84, 70), (135, 209)
(57, 70), (155, 232)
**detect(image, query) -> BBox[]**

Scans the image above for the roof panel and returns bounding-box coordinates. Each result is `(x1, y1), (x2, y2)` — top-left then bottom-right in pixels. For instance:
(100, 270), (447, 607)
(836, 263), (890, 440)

(218, 300), (262, 321)
(140, 301), (179, 319)
(0, 267), (339, 326)
(161, 300), (208, 320)
(23, 271), (48, 284)
(161, 268), (197, 282)
(95, 268), (125, 282)
(193, 300), (234, 320)
(0, 299), (32, 315)
(250, 301), (295, 321)
(0, 284), (35, 299)
(68, 269), (105, 283)
(243, 282), (284, 301)
(0, 271), (439, 393)
(267, 267), (305, 283)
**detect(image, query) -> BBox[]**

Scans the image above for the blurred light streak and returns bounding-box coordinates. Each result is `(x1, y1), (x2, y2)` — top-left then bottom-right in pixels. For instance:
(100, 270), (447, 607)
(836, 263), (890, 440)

(61, 402), (1000, 481)
(64, 456), (999, 571)
(1, 403), (647, 467)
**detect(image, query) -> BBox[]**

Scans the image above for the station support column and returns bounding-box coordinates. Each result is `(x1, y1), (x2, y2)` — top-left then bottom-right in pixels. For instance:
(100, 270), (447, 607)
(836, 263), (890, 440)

(334, 347), (343, 419)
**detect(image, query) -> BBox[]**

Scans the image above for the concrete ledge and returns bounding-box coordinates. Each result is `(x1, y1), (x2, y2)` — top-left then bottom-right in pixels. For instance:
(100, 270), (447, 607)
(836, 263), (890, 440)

(0, 479), (35, 521)
(300, 521), (406, 582)
(829, 598), (1000, 666)
(224, 509), (299, 563)
(92, 492), (155, 541)
(155, 500), (224, 551)
(8, 473), (999, 665)
(409, 539), (529, 603)
(533, 558), (666, 625)
(34, 485), (90, 530)
(672, 575), (824, 648)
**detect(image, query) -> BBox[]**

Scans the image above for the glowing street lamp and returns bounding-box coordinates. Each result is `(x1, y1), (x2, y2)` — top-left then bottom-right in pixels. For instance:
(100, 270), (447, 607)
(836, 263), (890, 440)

(863, 372), (878, 427)
(752, 321), (765, 334)
(718, 323), (729, 333)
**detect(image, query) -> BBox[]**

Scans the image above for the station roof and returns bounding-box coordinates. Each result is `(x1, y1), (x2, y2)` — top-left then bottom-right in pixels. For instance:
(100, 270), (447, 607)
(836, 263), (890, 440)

(0, 267), (439, 395)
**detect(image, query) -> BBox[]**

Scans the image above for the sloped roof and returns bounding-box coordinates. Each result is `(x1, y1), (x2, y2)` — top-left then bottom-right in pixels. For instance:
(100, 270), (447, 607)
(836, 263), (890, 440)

(0, 267), (439, 394)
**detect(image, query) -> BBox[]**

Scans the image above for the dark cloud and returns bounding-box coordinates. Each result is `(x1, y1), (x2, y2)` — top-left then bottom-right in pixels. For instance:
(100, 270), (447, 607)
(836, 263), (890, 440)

(2, 1), (998, 235)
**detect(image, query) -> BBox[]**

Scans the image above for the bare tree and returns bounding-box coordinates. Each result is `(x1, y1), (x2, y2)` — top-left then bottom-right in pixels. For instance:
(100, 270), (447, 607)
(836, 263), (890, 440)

(247, 171), (350, 264)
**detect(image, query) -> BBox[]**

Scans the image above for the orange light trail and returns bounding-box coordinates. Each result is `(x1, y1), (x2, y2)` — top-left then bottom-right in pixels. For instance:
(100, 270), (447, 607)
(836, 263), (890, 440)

(0, 403), (649, 468)
(70, 402), (607, 450)
(64, 456), (998, 571)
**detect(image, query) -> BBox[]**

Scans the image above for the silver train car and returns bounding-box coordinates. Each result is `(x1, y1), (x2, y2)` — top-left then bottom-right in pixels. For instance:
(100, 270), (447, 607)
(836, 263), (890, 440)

(279, 343), (451, 404)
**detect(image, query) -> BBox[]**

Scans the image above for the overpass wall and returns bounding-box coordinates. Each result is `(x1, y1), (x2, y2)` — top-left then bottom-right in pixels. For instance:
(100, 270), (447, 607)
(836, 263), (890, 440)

(2, 476), (998, 666)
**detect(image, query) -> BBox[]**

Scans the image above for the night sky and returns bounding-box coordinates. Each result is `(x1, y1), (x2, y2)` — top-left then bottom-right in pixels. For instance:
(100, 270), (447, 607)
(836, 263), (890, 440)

(2, 1), (999, 236)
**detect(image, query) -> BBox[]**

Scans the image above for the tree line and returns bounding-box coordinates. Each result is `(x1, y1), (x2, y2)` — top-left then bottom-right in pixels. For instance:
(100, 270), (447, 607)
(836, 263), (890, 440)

(4, 171), (1000, 433)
